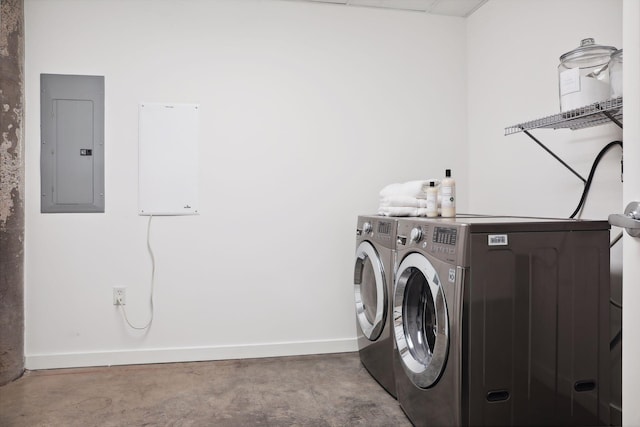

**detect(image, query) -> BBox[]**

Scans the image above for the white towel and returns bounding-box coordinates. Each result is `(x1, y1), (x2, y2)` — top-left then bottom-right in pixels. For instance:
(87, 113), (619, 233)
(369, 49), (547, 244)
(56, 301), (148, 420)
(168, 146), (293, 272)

(378, 206), (429, 217)
(379, 179), (440, 199)
(379, 195), (428, 208)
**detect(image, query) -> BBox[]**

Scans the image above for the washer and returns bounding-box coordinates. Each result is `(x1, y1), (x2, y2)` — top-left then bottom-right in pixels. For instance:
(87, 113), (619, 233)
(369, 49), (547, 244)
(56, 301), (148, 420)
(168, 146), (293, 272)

(353, 215), (398, 398)
(392, 216), (611, 427)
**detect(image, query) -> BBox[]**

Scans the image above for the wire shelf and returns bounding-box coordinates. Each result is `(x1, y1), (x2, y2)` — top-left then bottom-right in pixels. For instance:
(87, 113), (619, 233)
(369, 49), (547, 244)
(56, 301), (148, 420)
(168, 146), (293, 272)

(505, 97), (623, 135)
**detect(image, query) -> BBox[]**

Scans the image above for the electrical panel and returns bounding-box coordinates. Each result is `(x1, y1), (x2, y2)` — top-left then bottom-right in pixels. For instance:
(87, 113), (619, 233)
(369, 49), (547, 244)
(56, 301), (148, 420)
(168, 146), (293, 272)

(138, 103), (199, 216)
(40, 74), (105, 213)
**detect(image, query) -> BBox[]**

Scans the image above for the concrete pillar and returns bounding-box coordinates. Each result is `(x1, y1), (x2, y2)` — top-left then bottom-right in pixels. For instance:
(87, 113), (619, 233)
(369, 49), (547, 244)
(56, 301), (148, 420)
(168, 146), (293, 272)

(0, 0), (25, 385)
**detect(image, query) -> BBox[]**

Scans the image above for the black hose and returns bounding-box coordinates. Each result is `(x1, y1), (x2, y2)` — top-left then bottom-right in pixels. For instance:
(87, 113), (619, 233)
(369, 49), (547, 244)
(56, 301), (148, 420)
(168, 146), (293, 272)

(610, 231), (623, 248)
(570, 140), (623, 218)
(610, 328), (622, 350)
(610, 298), (623, 309)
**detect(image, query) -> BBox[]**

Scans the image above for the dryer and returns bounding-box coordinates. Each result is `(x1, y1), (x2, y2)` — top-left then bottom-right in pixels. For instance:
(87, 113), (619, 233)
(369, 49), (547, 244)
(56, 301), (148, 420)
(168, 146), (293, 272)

(354, 215), (398, 398)
(392, 216), (611, 427)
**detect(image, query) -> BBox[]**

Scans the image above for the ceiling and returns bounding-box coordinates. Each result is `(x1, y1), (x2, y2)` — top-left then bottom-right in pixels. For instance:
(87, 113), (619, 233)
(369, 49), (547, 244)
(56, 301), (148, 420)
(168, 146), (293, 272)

(291, 0), (488, 17)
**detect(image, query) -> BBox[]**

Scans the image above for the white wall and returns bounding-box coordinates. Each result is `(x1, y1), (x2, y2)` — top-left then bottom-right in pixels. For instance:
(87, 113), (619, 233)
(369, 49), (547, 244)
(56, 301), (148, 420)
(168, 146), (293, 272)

(24, 0), (467, 368)
(467, 0), (622, 220)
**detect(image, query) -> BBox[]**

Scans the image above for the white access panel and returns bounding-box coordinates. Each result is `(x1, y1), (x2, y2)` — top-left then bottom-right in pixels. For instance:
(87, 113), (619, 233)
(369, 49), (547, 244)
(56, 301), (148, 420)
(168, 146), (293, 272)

(138, 103), (199, 216)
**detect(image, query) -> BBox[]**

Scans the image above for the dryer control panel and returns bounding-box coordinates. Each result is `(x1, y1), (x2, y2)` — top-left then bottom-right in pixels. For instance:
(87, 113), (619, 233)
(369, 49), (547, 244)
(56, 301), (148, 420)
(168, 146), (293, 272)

(356, 216), (397, 250)
(433, 226), (457, 245)
(396, 220), (463, 265)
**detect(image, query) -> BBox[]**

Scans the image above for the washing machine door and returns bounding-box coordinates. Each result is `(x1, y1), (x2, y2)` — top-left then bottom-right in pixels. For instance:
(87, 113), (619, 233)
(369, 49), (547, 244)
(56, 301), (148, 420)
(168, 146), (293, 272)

(354, 241), (387, 341)
(394, 252), (449, 388)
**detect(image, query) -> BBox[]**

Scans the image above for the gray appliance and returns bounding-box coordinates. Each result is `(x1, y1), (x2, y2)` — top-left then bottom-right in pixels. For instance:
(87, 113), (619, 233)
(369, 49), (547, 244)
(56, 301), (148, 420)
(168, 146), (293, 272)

(354, 215), (398, 397)
(392, 216), (610, 427)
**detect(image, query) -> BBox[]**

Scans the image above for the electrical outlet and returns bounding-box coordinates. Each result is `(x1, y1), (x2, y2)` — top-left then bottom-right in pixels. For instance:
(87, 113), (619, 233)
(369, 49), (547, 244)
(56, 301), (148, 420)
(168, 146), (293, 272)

(113, 287), (126, 305)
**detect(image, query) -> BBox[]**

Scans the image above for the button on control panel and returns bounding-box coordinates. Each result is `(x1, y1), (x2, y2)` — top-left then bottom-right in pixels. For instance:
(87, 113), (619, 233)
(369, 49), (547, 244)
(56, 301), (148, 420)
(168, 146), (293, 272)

(431, 245), (456, 255)
(410, 227), (423, 243)
(362, 222), (373, 234)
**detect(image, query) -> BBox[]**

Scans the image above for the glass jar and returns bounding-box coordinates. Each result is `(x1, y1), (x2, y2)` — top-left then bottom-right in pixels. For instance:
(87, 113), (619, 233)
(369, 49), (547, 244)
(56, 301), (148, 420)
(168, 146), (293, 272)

(558, 38), (617, 112)
(610, 49), (623, 99)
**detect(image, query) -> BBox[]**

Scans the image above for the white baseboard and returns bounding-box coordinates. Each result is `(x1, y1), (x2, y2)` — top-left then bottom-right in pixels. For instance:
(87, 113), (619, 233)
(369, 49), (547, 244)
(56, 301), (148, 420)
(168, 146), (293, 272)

(25, 338), (358, 370)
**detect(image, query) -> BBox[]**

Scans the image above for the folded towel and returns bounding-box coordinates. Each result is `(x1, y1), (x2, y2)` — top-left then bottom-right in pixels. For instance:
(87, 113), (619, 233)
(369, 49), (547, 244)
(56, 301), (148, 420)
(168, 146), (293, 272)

(378, 206), (429, 217)
(379, 179), (440, 199)
(378, 183), (405, 198)
(379, 195), (428, 208)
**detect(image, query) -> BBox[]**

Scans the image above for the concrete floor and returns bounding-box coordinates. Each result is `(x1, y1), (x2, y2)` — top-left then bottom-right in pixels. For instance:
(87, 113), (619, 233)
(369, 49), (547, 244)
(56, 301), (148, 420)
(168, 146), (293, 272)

(0, 352), (411, 426)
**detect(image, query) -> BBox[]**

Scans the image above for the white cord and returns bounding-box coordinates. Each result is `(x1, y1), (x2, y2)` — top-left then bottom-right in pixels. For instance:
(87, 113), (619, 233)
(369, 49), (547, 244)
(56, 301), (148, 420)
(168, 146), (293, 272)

(119, 215), (155, 330)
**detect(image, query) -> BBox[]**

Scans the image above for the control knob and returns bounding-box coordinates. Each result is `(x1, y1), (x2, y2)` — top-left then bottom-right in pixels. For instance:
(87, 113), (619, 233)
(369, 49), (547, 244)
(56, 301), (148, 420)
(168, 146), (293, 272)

(410, 227), (422, 243)
(362, 222), (373, 234)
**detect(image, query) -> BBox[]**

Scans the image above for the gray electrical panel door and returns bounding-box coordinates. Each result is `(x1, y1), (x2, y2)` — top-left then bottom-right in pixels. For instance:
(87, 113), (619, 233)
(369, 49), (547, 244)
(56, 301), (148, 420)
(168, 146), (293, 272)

(40, 74), (104, 213)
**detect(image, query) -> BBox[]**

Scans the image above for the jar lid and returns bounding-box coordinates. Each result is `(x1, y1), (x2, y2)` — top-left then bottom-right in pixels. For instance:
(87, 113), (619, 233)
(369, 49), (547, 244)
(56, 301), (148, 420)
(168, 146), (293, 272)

(611, 48), (623, 60)
(559, 38), (617, 66)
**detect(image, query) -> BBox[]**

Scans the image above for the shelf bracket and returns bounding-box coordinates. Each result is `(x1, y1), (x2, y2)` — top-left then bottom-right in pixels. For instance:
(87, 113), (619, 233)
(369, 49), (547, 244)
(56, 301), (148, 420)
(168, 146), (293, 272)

(602, 110), (623, 129)
(506, 98), (623, 185)
(522, 129), (587, 183)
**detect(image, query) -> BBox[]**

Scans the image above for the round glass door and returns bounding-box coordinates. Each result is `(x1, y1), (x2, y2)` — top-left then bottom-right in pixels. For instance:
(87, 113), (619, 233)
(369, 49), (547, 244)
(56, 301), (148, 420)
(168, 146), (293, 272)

(354, 241), (387, 341)
(394, 252), (449, 388)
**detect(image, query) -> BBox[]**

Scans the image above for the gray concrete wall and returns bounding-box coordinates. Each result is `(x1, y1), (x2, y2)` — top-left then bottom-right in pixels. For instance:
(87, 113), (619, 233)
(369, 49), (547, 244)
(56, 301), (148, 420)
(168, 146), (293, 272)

(0, 0), (25, 386)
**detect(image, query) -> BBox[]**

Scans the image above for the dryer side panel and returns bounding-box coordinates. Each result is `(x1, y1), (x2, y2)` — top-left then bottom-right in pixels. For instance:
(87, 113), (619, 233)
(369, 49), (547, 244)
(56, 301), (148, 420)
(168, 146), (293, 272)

(464, 230), (610, 427)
